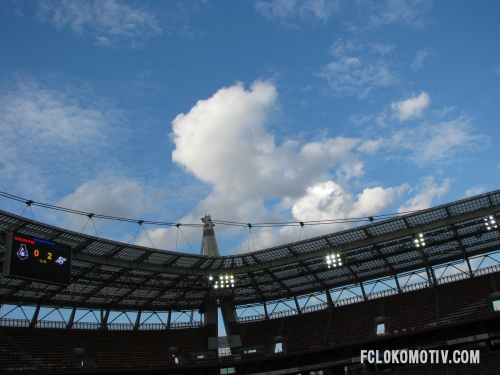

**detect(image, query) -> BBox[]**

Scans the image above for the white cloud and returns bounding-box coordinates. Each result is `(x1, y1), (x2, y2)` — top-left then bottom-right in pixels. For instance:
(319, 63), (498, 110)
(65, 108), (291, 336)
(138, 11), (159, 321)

(390, 117), (487, 166)
(135, 80), (419, 253)
(368, 0), (431, 29)
(357, 138), (384, 154)
(0, 76), (125, 198)
(255, 0), (339, 22)
(56, 177), (159, 231)
(292, 181), (408, 222)
(398, 176), (450, 212)
(411, 48), (431, 70)
(465, 187), (485, 198)
(391, 91), (430, 121)
(36, 0), (161, 46)
(171, 81), (363, 198)
(494, 66), (500, 75)
(317, 39), (398, 98)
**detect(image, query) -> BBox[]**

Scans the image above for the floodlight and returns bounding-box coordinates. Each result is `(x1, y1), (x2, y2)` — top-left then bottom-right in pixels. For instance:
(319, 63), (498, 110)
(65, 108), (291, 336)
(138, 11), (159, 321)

(484, 216), (498, 230)
(414, 233), (425, 248)
(326, 252), (342, 268)
(209, 274), (236, 289)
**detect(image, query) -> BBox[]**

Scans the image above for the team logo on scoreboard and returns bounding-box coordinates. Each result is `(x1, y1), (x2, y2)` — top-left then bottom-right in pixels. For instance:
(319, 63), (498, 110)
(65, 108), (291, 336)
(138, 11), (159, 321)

(16, 244), (29, 261)
(55, 256), (67, 265)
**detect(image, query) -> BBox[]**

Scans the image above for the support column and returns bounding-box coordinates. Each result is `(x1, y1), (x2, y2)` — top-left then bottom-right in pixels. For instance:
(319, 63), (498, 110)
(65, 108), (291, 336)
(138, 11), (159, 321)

(66, 306), (76, 330)
(294, 296), (302, 314)
(166, 310), (171, 329)
(134, 311), (142, 331)
(30, 303), (41, 329)
(205, 299), (219, 350)
(359, 281), (368, 301)
(394, 274), (403, 294)
(220, 299), (242, 353)
(100, 308), (110, 330)
(263, 302), (269, 320)
(325, 290), (334, 309)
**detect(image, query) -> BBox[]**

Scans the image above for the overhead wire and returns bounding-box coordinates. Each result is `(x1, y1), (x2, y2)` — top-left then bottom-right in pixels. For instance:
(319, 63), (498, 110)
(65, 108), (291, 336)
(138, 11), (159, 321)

(1, 189), (424, 231)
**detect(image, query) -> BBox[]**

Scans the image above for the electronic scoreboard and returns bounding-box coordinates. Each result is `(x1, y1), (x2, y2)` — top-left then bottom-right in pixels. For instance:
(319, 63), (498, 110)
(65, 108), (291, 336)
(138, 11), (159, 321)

(2, 232), (71, 285)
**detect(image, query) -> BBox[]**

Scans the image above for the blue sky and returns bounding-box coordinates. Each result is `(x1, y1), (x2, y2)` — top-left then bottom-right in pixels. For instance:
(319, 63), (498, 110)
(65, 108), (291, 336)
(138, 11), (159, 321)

(1, 0), (499, 256)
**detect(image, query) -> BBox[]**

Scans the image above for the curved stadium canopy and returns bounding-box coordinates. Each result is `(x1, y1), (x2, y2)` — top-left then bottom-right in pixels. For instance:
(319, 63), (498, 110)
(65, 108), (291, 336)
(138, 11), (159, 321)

(1, 189), (499, 311)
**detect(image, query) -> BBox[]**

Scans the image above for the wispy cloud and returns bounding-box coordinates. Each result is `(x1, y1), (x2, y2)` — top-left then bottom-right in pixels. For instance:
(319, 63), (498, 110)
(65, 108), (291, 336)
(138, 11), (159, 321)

(255, 0), (340, 23)
(391, 91), (430, 121)
(390, 117), (488, 166)
(398, 176), (450, 212)
(465, 186), (485, 198)
(368, 0), (432, 29)
(316, 39), (399, 98)
(36, 0), (161, 47)
(0, 75), (125, 199)
(56, 177), (161, 232)
(411, 48), (431, 70)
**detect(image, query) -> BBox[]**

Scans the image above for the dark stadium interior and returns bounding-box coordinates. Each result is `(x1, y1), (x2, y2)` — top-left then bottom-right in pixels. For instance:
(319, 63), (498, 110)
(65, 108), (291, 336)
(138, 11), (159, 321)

(1, 190), (500, 374)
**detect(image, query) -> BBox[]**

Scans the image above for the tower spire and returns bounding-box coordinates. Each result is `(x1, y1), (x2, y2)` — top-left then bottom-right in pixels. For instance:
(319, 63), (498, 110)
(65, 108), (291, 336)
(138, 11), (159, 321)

(200, 215), (220, 256)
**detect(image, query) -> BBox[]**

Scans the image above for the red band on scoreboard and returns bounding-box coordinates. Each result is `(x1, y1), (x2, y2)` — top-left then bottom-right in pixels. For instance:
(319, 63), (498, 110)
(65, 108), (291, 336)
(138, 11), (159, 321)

(14, 236), (35, 245)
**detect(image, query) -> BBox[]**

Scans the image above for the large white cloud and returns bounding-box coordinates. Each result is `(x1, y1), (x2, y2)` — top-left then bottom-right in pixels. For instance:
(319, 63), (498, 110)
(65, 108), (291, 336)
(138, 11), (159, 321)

(171, 81), (363, 199)
(137, 81), (407, 253)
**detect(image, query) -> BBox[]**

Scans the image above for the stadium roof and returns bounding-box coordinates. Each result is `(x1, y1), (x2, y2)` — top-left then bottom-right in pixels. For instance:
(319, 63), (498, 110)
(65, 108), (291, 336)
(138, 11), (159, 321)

(1, 190), (499, 311)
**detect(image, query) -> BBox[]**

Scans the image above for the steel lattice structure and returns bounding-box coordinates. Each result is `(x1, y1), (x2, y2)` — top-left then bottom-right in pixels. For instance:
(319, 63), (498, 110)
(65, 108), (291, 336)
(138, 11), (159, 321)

(1, 190), (499, 311)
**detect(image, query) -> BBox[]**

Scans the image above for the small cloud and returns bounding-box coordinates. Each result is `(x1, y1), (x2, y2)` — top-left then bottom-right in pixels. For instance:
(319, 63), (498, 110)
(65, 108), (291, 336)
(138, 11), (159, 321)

(317, 39), (399, 98)
(57, 177), (161, 232)
(391, 91), (430, 121)
(368, 0), (432, 29)
(411, 48), (431, 70)
(465, 187), (485, 197)
(357, 138), (384, 154)
(399, 177), (451, 212)
(36, 0), (162, 47)
(255, 0), (340, 23)
(390, 117), (488, 166)
(494, 66), (500, 74)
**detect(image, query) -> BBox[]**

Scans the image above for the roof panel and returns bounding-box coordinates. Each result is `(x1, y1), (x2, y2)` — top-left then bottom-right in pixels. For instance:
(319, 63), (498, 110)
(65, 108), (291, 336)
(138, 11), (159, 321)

(1, 189), (499, 310)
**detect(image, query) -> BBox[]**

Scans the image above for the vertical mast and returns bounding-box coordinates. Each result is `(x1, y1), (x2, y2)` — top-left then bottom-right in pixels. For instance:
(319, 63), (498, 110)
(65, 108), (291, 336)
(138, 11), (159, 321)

(200, 215), (220, 257)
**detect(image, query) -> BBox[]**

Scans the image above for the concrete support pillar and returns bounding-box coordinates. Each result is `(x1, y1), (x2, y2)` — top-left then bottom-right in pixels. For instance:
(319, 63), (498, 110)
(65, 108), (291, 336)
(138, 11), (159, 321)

(220, 299), (239, 337)
(204, 299), (218, 340)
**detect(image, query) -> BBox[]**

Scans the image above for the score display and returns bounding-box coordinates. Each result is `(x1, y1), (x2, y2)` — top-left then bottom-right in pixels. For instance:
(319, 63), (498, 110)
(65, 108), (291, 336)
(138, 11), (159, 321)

(2, 232), (71, 285)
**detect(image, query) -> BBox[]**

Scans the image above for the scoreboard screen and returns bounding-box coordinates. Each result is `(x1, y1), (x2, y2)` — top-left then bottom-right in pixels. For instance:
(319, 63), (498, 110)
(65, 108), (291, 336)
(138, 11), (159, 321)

(2, 232), (71, 285)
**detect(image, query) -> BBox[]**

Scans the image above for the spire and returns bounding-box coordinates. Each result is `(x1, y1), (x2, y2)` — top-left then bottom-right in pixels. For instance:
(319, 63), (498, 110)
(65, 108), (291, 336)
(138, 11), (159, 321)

(200, 215), (220, 257)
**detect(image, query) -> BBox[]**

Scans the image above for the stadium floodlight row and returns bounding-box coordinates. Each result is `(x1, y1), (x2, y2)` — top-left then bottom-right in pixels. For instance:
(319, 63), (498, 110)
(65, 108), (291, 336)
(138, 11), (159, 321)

(0, 189), (499, 313)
